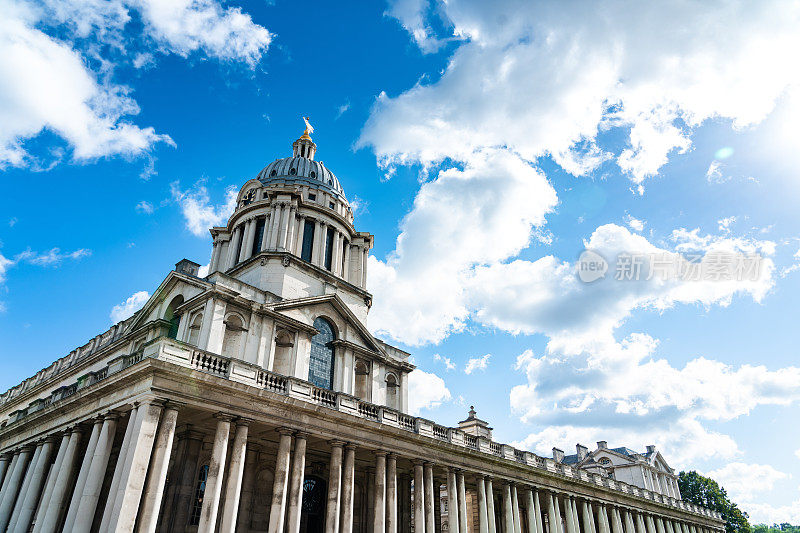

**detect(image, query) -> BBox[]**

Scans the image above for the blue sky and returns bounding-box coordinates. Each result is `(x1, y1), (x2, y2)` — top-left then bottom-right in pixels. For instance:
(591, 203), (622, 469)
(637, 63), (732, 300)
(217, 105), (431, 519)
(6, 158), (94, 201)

(2, 0), (800, 523)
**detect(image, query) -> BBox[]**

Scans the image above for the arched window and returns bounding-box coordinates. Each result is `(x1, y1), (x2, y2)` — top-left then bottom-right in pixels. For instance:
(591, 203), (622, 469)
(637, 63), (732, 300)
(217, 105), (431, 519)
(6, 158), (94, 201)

(221, 314), (246, 358)
(385, 373), (399, 409)
(309, 318), (335, 389)
(270, 169), (277, 177)
(273, 329), (294, 376)
(354, 360), (370, 401)
(310, 171), (316, 178)
(289, 167), (297, 175)
(187, 313), (203, 345)
(164, 295), (184, 339)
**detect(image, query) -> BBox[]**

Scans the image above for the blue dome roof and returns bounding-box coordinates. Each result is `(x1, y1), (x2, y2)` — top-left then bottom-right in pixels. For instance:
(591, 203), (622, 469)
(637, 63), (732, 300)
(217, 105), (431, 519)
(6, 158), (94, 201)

(257, 156), (346, 201)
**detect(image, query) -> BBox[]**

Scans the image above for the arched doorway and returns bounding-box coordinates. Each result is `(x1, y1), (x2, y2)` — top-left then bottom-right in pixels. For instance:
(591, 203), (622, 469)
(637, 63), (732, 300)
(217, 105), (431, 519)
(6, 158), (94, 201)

(300, 476), (327, 533)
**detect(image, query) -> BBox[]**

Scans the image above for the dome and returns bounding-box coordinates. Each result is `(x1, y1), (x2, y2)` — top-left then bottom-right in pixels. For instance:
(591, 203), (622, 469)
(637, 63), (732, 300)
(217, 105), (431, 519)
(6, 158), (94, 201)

(257, 156), (347, 202)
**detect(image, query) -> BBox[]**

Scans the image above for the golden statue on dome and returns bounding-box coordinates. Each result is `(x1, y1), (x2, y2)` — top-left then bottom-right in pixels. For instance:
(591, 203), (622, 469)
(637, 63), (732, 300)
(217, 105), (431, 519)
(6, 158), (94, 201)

(301, 116), (314, 139)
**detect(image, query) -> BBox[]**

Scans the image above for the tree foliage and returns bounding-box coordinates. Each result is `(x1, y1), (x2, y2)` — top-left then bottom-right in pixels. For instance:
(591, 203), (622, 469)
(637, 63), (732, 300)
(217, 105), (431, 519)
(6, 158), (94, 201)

(752, 525), (800, 533)
(678, 471), (751, 533)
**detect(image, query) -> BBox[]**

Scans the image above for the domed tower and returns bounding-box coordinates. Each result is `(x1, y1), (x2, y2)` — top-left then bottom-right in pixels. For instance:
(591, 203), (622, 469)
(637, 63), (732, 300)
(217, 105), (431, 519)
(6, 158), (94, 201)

(207, 123), (374, 321)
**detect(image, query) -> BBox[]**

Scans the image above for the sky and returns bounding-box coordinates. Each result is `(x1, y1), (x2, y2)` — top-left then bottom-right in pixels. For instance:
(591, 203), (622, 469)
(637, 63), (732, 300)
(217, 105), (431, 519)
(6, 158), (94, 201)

(1, 0), (800, 523)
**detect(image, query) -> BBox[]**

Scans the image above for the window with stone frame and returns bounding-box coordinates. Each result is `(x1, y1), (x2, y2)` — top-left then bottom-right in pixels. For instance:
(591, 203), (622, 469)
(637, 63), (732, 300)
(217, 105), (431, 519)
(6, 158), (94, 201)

(189, 464), (209, 526)
(309, 317), (335, 389)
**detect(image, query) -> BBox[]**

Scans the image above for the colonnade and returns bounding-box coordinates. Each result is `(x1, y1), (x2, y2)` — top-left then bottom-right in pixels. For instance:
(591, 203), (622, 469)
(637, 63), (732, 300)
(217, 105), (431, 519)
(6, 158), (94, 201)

(209, 199), (369, 288)
(0, 403), (722, 533)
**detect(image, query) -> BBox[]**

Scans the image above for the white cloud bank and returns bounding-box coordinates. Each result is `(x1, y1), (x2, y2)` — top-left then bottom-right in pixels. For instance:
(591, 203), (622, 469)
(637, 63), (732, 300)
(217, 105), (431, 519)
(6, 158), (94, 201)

(171, 181), (238, 237)
(364, 0), (800, 189)
(0, 0), (271, 168)
(464, 354), (490, 375)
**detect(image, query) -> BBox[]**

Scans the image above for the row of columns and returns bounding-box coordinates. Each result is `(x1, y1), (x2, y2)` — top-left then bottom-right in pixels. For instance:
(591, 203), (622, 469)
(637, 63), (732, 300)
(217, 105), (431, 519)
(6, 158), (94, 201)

(210, 205), (369, 288)
(0, 399), (180, 533)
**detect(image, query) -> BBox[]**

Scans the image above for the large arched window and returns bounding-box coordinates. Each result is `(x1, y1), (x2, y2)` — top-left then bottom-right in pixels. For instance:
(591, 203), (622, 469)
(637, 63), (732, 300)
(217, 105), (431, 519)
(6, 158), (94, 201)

(309, 318), (335, 389)
(164, 295), (184, 339)
(221, 314), (246, 358)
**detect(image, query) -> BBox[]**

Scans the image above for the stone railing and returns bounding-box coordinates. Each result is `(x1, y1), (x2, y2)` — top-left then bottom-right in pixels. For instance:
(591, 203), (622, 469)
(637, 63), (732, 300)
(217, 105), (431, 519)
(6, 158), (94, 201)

(2, 337), (722, 522)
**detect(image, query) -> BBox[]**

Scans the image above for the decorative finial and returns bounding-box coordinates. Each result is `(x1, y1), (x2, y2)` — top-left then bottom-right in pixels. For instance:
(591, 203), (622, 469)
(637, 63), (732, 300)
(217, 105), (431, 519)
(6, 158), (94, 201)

(301, 116), (314, 139)
(468, 405), (476, 418)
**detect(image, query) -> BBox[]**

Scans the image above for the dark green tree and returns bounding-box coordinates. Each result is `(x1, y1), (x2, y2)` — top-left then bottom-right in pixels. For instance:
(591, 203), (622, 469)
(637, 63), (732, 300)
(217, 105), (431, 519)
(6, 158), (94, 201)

(678, 471), (751, 533)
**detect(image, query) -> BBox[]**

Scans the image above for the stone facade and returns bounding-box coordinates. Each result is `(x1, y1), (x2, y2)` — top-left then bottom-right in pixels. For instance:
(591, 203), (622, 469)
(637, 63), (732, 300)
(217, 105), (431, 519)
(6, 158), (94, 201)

(0, 131), (725, 533)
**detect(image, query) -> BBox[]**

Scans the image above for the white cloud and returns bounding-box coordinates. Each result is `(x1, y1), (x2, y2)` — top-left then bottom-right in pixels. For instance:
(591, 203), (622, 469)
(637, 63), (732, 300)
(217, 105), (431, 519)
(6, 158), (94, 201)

(14, 247), (92, 267)
(368, 149), (557, 345)
(110, 290), (150, 322)
(365, 1), (800, 187)
(706, 161), (730, 184)
(136, 200), (154, 214)
(336, 100), (350, 119)
(707, 462), (789, 503)
(718, 216), (737, 233)
(433, 353), (456, 372)
(0, 0), (272, 168)
(171, 181), (237, 237)
(0, 1), (172, 167)
(407, 368), (451, 415)
(795, 448), (800, 460)
(197, 263), (209, 278)
(744, 500), (800, 526)
(132, 0), (272, 66)
(625, 215), (645, 233)
(464, 353), (490, 374)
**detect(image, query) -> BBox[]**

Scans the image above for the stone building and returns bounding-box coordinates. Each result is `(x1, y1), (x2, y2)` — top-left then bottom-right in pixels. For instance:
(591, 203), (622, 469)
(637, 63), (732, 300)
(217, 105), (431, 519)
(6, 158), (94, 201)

(0, 127), (725, 533)
(553, 443), (680, 500)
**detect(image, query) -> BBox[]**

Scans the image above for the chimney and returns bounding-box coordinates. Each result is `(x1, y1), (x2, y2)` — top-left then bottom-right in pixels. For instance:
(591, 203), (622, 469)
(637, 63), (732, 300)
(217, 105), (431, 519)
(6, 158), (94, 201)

(175, 258), (200, 277)
(576, 444), (589, 461)
(646, 445), (656, 453)
(552, 447), (565, 463)
(597, 440), (608, 450)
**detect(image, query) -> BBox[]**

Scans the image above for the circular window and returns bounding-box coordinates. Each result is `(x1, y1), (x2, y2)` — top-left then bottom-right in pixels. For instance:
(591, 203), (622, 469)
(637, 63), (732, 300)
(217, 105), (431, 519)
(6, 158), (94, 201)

(310, 171), (316, 178)
(289, 168), (297, 175)
(270, 169), (277, 177)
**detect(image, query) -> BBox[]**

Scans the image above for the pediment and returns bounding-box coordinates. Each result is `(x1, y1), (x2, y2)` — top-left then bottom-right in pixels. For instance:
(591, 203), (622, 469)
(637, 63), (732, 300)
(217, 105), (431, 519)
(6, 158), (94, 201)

(126, 271), (211, 333)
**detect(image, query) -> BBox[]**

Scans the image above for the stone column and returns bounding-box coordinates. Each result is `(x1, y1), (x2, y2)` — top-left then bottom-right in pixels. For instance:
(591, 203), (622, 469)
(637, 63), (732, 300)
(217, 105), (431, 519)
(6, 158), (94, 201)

(269, 429), (294, 533)
(486, 478), (497, 533)
(532, 489), (544, 533)
(342, 240), (350, 282)
(267, 204), (281, 250)
(285, 209), (298, 253)
(7, 443), (42, 532)
(218, 419), (250, 532)
(226, 226), (242, 268)
(663, 519), (675, 533)
(447, 469), (460, 533)
(32, 432), (71, 533)
(459, 472), (469, 533)
(547, 493), (562, 533)
(276, 204), (289, 250)
(312, 220), (325, 266)
(0, 452), (21, 501)
(262, 213), (272, 251)
(325, 441), (345, 533)
(286, 432), (309, 533)
(423, 462), (434, 533)
(413, 461), (425, 533)
(372, 452), (387, 533)
(240, 219), (254, 262)
(580, 500), (595, 533)
(293, 215), (305, 255)
(596, 505), (610, 533)
(0, 455), (10, 492)
(645, 515), (657, 533)
(501, 483), (514, 533)
(510, 485), (521, 533)
(341, 444), (357, 533)
(563, 495), (577, 533)
(655, 517), (666, 533)
(0, 448), (28, 530)
(138, 404), (180, 533)
(635, 514), (647, 533)
(72, 413), (118, 533)
(14, 437), (55, 532)
(111, 401), (164, 532)
(331, 231), (341, 276)
(477, 476), (489, 533)
(387, 454), (398, 533)
(197, 413), (233, 533)
(37, 427), (82, 533)
(281, 205), (295, 250)
(624, 510), (637, 533)
(99, 406), (140, 532)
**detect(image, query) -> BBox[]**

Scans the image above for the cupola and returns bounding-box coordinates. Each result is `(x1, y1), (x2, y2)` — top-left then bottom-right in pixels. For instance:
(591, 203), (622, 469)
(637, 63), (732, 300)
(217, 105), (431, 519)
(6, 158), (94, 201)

(293, 117), (317, 159)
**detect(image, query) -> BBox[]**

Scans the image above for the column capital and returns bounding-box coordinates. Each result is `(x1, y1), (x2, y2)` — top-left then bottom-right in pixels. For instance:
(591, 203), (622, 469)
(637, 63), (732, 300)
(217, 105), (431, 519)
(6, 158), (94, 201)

(328, 439), (346, 448)
(213, 412), (236, 422)
(102, 410), (120, 421)
(373, 450), (388, 457)
(235, 416), (254, 427)
(276, 426), (296, 436)
(345, 443), (358, 451)
(386, 452), (398, 460)
(294, 430), (310, 440)
(412, 459), (426, 466)
(162, 399), (186, 412)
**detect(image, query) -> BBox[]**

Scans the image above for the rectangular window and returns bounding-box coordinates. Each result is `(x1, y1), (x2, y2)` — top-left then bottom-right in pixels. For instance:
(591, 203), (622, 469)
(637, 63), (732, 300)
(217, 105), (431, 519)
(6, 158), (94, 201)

(189, 464), (209, 526)
(324, 227), (335, 271)
(301, 220), (315, 262)
(251, 217), (266, 256)
(233, 227), (244, 264)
